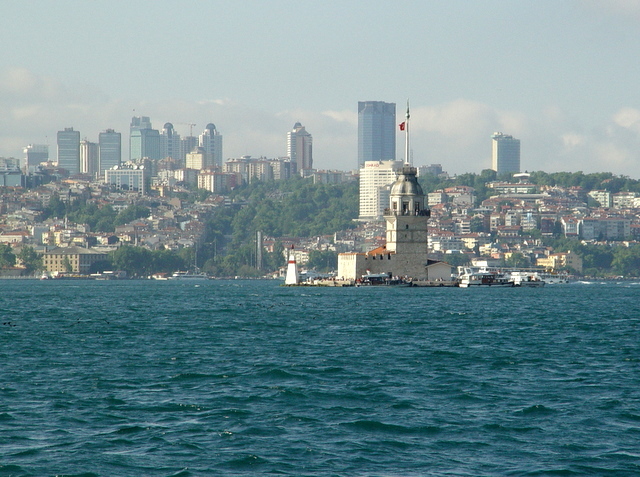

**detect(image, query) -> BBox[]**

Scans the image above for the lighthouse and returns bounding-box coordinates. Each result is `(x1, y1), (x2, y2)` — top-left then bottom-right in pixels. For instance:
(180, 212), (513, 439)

(284, 245), (299, 285)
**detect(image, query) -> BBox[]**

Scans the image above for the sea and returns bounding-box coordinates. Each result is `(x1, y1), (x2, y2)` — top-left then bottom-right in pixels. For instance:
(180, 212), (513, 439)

(1, 279), (640, 476)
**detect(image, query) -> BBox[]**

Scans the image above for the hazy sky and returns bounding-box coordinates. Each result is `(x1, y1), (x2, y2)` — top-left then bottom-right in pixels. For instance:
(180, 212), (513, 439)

(3, 1), (640, 177)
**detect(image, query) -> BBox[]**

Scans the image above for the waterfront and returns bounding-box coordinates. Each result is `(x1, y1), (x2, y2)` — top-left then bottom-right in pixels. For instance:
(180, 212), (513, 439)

(1, 280), (640, 476)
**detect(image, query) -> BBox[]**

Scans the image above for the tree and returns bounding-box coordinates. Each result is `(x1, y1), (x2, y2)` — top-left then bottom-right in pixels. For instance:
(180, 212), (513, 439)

(62, 256), (73, 273)
(109, 246), (153, 277)
(506, 252), (530, 268)
(307, 250), (338, 272)
(0, 244), (16, 269)
(17, 246), (42, 273)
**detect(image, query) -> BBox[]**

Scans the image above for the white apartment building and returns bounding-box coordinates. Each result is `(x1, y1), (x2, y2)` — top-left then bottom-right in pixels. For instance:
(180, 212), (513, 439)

(358, 160), (404, 221)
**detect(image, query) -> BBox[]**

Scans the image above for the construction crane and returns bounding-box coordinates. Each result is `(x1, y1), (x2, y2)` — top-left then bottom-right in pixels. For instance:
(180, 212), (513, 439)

(177, 123), (196, 137)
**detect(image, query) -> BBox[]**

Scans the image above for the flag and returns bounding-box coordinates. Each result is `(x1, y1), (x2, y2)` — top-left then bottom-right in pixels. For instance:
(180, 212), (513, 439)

(399, 122), (405, 131)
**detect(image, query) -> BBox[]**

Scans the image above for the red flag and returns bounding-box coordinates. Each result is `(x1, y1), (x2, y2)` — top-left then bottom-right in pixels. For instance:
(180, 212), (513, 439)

(399, 122), (405, 131)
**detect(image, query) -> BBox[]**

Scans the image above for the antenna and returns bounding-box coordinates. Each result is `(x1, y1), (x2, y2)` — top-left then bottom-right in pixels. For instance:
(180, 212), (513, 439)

(404, 100), (411, 166)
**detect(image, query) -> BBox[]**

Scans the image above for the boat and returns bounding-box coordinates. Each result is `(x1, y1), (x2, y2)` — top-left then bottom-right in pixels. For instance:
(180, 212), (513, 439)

(537, 271), (570, 284)
(511, 274), (546, 287)
(458, 268), (514, 288)
(169, 271), (209, 280)
(356, 272), (413, 287)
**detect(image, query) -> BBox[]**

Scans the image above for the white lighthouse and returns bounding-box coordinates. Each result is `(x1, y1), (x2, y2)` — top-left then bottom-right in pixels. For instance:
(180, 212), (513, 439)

(284, 245), (299, 285)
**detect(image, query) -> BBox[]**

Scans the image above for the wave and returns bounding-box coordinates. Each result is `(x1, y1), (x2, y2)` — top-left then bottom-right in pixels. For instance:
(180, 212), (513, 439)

(341, 420), (442, 435)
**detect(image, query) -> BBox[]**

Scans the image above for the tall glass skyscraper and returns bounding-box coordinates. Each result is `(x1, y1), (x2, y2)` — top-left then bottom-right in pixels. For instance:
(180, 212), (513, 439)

(57, 127), (81, 175)
(98, 129), (121, 177)
(130, 117), (160, 161)
(357, 101), (396, 168)
(491, 132), (520, 175)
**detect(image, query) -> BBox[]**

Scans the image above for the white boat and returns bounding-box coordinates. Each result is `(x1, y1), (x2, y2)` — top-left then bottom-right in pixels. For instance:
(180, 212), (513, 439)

(537, 271), (570, 284)
(458, 268), (513, 288)
(169, 271), (209, 280)
(508, 270), (545, 287)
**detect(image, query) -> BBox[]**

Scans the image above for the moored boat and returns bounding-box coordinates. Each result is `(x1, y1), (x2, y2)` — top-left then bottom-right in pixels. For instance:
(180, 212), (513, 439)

(458, 269), (513, 288)
(169, 271), (209, 280)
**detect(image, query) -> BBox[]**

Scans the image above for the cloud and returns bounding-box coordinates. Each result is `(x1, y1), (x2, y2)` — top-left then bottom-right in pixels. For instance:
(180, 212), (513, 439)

(613, 107), (640, 133)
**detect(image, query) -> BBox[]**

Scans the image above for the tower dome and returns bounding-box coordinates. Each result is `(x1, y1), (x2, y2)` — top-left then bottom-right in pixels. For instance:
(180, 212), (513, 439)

(388, 166), (427, 216)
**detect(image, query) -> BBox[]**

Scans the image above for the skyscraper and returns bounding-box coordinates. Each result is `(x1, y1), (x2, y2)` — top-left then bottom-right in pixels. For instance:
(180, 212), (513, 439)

(160, 123), (181, 161)
(98, 129), (121, 177)
(358, 101), (396, 168)
(23, 144), (48, 171)
(199, 123), (223, 167)
(130, 116), (160, 161)
(287, 122), (313, 174)
(80, 140), (99, 177)
(57, 127), (81, 175)
(358, 160), (404, 221)
(491, 132), (520, 175)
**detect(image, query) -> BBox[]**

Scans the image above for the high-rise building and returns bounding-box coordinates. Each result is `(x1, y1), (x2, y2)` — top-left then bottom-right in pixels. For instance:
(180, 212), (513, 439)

(358, 160), (404, 221)
(98, 129), (121, 177)
(199, 123), (223, 167)
(57, 127), (81, 175)
(23, 144), (49, 171)
(358, 101), (396, 168)
(130, 117), (160, 161)
(160, 123), (181, 161)
(287, 122), (313, 174)
(80, 140), (99, 177)
(180, 136), (198, 165)
(491, 132), (520, 175)
(185, 147), (207, 170)
(105, 164), (149, 195)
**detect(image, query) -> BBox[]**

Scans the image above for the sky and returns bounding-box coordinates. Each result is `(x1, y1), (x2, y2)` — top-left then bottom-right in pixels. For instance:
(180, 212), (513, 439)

(3, 0), (640, 177)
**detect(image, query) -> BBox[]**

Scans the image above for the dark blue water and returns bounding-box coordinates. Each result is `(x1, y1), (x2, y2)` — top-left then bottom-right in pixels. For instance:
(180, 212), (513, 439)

(1, 280), (640, 476)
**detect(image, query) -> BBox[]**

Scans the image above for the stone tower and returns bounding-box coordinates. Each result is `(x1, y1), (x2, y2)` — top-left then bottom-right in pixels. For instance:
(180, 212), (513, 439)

(383, 165), (430, 273)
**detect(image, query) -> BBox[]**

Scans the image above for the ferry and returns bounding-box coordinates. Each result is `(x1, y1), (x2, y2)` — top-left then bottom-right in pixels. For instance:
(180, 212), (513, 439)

(458, 268), (514, 288)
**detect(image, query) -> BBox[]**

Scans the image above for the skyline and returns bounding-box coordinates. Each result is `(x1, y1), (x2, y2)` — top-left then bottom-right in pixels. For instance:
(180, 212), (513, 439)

(3, 1), (640, 176)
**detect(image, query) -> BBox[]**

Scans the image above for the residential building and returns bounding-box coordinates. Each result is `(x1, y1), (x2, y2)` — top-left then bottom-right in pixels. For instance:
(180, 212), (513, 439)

(287, 122), (313, 174)
(491, 132), (520, 175)
(98, 129), (121, 177)
(185, 147), (207, 170)
(358, 101), (396, 168)
(537, 250), (583, 273)
(199, 123), (223, 167)
(57, 127), (81, 175)
(197, 171), (236, 194)
(588, 190), (612, 208)
(358, 160), (404, 221)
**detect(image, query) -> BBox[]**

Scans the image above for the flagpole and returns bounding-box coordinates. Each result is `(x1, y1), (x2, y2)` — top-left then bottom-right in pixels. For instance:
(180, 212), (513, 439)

(405, 100), (410, 166)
